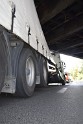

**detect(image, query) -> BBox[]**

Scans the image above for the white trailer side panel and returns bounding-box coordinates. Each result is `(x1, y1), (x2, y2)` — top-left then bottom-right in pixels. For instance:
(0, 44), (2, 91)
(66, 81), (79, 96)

(13, 0), (51, 59)
(0, 0), (11, 30)
(0, 0), (54, 62)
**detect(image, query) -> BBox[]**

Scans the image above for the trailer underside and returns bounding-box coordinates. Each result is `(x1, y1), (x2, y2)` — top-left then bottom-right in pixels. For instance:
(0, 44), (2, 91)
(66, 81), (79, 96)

(34, 0), (83, 59)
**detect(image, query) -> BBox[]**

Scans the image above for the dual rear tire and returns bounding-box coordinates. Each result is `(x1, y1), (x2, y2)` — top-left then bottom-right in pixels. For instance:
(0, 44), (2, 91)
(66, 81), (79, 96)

(16, 48), (48, 97)
(39, 57), (48, 87)
(0, 36), (6, 92)
(16, 48), (36, 97)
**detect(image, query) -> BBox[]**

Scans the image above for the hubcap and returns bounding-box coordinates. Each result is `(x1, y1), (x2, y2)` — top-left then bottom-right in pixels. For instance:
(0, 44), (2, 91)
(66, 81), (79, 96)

(26, 57), (35, 87)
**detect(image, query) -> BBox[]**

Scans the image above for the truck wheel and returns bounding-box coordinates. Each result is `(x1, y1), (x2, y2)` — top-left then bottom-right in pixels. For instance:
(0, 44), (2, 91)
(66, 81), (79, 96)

(39, 57), (48, 87)
(16, 48), (36, 97)
(0, 36), (6, 92)
(0, 55), (5, 92)
(61, 80), (65, 85)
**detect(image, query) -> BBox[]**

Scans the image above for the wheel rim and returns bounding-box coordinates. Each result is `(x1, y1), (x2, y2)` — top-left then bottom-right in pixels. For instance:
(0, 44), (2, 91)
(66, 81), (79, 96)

(43, 63), (47, 83)
(26, 57), (35, 87)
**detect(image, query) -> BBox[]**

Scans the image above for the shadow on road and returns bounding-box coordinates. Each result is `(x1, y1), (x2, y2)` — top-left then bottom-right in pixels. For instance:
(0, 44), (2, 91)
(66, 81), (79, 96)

(0, 83), (70, 107)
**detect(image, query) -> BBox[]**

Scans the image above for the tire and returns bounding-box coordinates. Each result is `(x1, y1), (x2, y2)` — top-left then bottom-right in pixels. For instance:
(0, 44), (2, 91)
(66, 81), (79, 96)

(16, 48), (36, 97)
(58, 72), (65, 85)
(0, 55), (5, 92)
(39, 57), (48, 87)
(61, 79), (66, 85)
(48, 73), (61, 83)
(0, 35), (6, 92)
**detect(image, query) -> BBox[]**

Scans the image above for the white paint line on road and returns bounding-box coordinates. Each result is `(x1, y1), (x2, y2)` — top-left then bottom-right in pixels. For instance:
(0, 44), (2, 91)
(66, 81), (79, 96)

(57, 88), (68, 93)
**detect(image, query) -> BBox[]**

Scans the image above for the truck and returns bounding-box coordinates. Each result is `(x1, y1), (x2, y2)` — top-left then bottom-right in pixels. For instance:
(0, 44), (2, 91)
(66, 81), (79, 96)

(0, 0), (65, 97)
(48, 52), (66, 85)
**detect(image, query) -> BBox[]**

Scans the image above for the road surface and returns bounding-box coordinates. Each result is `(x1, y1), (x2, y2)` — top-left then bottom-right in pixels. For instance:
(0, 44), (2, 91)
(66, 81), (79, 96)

(0, 81), (83, 124)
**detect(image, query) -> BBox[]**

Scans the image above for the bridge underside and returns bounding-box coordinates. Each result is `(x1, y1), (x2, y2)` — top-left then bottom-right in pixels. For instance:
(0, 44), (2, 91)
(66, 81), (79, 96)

(34, 0), (83, 59)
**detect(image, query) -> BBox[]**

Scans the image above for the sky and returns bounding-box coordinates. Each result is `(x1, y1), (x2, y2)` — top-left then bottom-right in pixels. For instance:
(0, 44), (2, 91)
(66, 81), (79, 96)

(60, 54), (83, 72)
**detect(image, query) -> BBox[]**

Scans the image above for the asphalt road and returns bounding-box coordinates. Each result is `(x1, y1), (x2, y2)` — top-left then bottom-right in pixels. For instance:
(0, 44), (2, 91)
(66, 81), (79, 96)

(0, 81), (83, 124)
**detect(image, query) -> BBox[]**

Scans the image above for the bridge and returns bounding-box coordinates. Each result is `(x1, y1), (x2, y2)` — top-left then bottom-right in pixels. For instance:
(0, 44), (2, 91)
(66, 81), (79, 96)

(34, 0), (83, 58)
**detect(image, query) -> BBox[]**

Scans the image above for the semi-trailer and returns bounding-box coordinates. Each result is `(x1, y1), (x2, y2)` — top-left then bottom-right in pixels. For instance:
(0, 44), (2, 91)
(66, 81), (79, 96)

(0, 0), (65, 97)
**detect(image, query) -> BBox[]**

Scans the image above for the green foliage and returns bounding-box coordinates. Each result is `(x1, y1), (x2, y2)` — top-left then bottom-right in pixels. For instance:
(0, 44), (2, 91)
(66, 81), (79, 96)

(70, 62), (83, 80)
